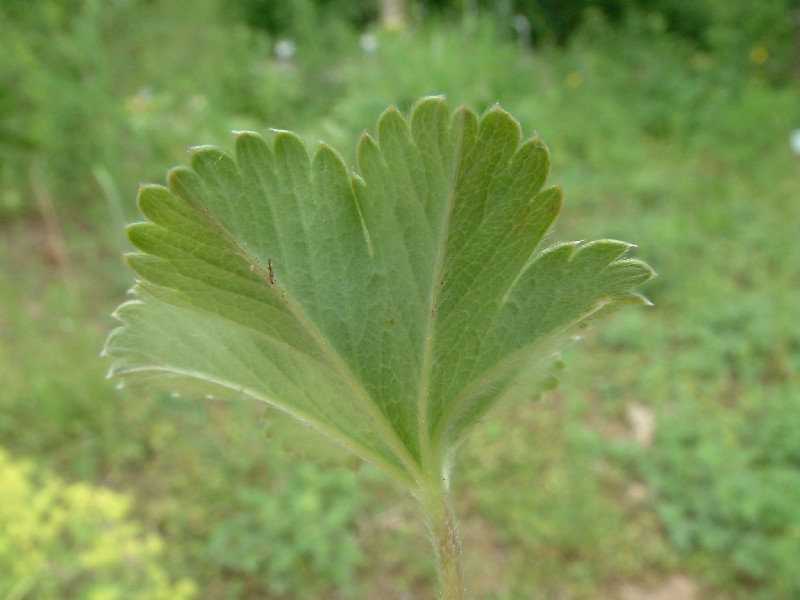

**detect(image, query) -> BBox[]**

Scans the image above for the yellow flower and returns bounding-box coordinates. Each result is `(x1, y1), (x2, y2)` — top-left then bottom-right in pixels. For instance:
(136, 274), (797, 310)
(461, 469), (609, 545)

(749, 46), (769, 66)
(565, 71), (582, 89)
(0, 448), (196, 599)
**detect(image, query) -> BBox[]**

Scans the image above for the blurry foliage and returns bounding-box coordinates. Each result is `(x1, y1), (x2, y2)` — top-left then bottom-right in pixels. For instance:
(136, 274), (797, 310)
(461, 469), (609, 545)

(700, 0), (799, 83)
(460, 398), (674, 598)
(1, 0), (796, 219)
(0, 447), (197, 600)
(235, 0), (800, 81)
(0, 0), (311, 220)
(0, 246), (138, 480)
(239, 0), (377, 32)
(637, 391), (800, 598)
(207, 462), (365, 598)
(314, 17), (528, 153)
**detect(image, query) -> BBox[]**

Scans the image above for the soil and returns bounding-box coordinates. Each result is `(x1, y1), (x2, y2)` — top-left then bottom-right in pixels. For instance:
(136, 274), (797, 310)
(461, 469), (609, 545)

(617, 575), (699, 600)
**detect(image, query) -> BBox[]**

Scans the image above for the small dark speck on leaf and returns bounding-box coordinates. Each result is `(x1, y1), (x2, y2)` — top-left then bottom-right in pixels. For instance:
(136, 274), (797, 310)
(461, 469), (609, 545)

(268, 259), (275, 285)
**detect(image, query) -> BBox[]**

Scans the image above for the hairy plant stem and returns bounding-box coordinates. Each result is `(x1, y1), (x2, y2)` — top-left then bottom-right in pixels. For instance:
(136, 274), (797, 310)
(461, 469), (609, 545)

(419, 475), (464, 600)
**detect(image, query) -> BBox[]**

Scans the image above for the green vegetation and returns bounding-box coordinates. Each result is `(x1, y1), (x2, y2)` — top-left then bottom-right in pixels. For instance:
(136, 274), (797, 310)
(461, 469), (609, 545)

(636, 393), (800, 598)
(206, 462), (366, 598)
(2, 0), (798, 598)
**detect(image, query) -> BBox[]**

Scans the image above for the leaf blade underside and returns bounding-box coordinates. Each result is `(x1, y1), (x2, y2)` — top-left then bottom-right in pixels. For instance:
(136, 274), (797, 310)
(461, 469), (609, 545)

(105, 97), (653, 484)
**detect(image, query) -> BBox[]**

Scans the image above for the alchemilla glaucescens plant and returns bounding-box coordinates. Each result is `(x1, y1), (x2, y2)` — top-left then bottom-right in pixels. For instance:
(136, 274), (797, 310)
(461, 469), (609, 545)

(105, 97), (653, 599)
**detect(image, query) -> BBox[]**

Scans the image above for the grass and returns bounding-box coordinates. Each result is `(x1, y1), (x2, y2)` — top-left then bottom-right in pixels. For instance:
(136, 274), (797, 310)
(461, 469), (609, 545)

(1, 2), (799, 598)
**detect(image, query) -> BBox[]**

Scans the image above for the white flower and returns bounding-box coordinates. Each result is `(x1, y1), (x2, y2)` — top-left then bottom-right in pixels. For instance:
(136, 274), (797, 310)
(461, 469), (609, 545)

(359, 33), (378, 54)
(790, 129), (800, 156)
(274, 39), (296, 61)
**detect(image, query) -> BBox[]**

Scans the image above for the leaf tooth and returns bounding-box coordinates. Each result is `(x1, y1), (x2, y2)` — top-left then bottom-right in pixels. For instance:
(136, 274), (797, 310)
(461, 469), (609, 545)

(377, 105), (411, 147)
(603, 258), (657, 288)
(108, 298), (145, 323)
(273, 130), (311, 166)
(538, 240), (581, 262)
(570, 239), (635, 265)
(126, 222), (163, 254)
(167, 165), (206, 210)
(354, 133), (387, 210)
(629, 291), (655, 307)
(136, 187), (217, 246)
(234, 131), (272, 159)
(190, 146), (240, 192)
(413, 94), (446, 106)
(481, 102), (512, 118)
(578, 239), (631, 264)
(411, 95), (447, 112)
(126, 219), (224, 259)
(509, 136), (551, 197)
(234, 130), (272, 166)
(452, 104), (479, 139)
(136, 183), (170, 215)
(312, 142), (349, 175)
(410, 96), (450, 138)
(356, 132), (380, 166)
(186, 143), (216, 154)
(478, 103), (522, 150)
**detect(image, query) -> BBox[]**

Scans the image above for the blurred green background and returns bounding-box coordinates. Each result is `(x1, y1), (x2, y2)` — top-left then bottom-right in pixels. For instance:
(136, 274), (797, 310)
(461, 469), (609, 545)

(1, 0), (799, 598)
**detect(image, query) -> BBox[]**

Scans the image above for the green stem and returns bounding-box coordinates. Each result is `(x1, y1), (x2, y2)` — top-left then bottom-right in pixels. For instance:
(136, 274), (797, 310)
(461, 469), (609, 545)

(419, 474), (464, 600)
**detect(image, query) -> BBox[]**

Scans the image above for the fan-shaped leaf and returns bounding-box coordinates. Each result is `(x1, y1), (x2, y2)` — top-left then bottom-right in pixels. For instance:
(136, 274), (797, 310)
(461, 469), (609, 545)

(105, 97), (653, 485)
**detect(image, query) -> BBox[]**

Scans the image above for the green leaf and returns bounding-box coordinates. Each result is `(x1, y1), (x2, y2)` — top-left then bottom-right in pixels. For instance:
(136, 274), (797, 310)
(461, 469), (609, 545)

(105, 97), (653, 487)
